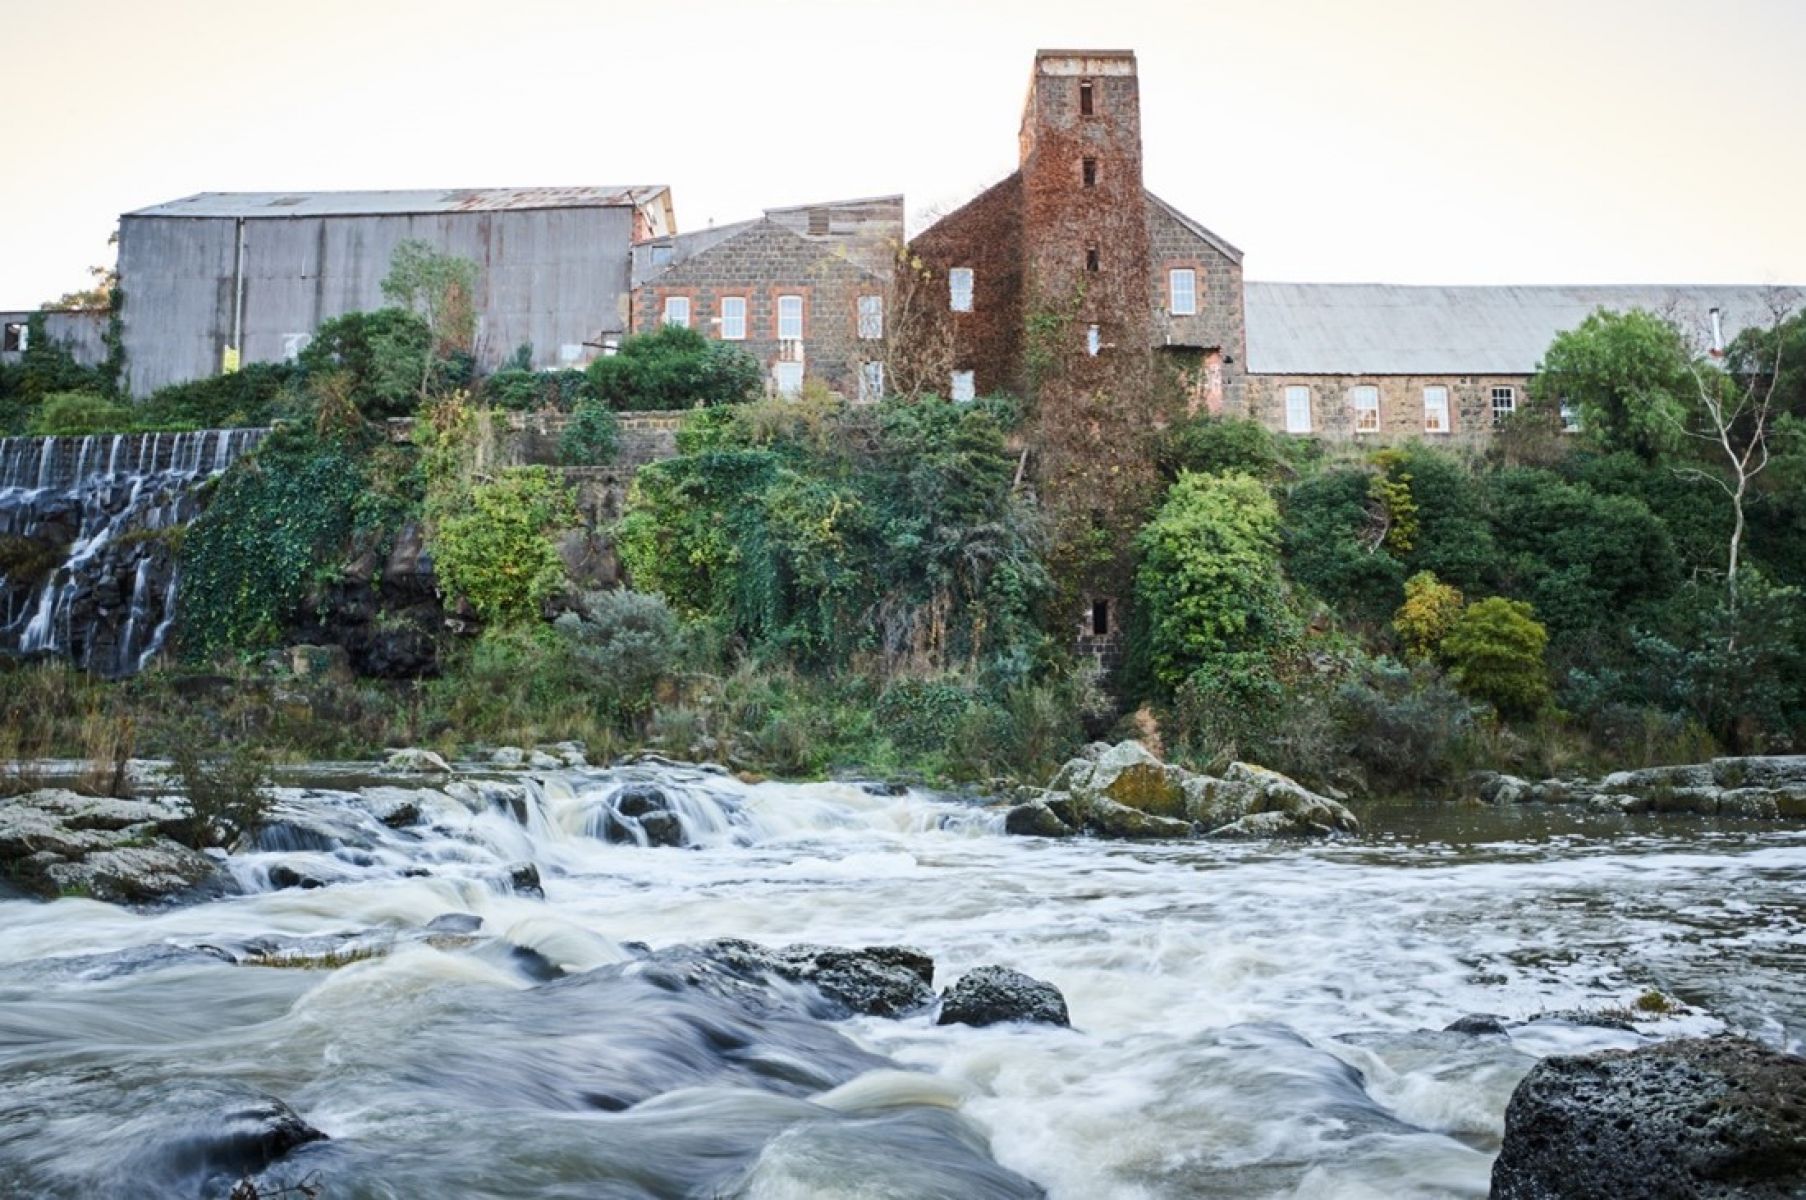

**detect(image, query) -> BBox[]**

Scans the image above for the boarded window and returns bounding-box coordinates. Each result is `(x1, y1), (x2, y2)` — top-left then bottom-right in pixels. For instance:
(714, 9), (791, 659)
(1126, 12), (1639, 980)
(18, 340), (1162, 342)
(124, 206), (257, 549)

(1491, 386), (1516, 426)
(1423, 385), (1450, 433)
(773, 361), (804, 397)
(1082, 157), (1097, 187)
(1079, 80), (1094, 115)
(1350, 385), (1381, 433)
(662, 295), (691, 328)
(857, 295), (883, 340)
(950, 370), (976, 403)
(949, 268), (974, 312)
(1285, 385), (1312, 433)
(720, 296), (747, 340)
(777, 294), (804, 341)
(1169, 268), (1197, 315)
(861, 361), (885, 401)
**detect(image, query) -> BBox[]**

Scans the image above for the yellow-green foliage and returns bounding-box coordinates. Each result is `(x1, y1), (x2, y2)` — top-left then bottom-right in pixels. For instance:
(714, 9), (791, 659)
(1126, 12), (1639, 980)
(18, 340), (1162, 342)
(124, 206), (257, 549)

(1367, 449), (1419, 554)
(1394, 571), (1464, 659)
(432, 468), (576, 625)
(1440, 596), (1552, 717)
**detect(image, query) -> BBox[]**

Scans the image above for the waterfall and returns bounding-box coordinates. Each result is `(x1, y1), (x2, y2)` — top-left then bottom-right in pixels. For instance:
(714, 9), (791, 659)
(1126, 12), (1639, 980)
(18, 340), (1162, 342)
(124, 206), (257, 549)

(0, 428), (265, 675)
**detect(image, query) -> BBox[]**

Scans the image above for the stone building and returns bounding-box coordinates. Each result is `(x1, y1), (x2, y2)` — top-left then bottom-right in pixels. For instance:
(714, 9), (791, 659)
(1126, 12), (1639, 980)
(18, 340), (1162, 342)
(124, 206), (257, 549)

(1241, 282), (1799, 442)
(629, 197), (903, 398)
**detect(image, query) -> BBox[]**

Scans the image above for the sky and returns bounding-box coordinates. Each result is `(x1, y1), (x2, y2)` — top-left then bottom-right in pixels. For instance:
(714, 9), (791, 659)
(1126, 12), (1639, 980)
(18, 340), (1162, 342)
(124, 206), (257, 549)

(3, 0), (1803, 309)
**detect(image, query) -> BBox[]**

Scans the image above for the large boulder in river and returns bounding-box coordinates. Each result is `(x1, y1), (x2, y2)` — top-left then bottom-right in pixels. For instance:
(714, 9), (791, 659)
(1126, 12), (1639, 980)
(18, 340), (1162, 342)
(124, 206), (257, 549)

(1014, 740), (1358, 840)
(937, 966), (1070, 1028)
(1490, 1036), (1806, 1199)
(0, 789), (225, 903)
(679, 939), (937, 1019)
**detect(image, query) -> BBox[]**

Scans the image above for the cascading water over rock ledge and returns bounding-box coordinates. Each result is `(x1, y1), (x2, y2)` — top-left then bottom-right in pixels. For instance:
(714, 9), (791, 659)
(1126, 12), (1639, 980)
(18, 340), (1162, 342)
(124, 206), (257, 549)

(0, 428), (263, 675)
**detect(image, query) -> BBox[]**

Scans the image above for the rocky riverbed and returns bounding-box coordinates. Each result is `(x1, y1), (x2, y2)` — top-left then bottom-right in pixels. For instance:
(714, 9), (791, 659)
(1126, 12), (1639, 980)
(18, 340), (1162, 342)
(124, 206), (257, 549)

(2, 755), (1804, 1198)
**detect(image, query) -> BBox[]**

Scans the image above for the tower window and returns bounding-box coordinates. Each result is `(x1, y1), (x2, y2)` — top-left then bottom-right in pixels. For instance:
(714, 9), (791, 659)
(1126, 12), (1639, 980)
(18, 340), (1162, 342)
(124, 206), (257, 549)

(949, 267), (974, 312)
(1091, 598), (1111, 636)
(1079, 80), (1094, 115)
(1086, 247), (1099, 272)
(1086, 324), (1101, 356)
(1169, 268), (1197, 315)
(1082, 158), (1097, 187)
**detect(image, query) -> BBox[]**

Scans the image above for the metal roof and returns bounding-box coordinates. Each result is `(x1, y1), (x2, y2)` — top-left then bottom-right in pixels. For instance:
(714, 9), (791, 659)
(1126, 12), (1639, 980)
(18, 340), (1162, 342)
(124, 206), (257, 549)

(1245, 282), (1804, 375)
(126, 186), (670, 219)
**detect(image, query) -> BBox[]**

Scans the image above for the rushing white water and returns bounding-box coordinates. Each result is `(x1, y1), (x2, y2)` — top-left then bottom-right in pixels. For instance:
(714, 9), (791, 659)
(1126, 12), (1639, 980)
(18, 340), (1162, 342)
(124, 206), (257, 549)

(0, 429), (263, 674)
(1, 761), (1802, 1199)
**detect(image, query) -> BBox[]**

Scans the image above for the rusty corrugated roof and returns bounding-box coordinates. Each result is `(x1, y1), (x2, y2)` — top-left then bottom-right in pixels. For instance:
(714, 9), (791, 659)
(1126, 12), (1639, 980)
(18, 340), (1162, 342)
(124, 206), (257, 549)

(126, 187), (669, 219)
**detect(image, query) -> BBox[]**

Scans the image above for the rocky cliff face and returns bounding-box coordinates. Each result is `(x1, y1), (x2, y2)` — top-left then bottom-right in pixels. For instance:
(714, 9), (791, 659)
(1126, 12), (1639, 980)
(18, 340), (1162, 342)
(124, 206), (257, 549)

(0, 430), (262, 676)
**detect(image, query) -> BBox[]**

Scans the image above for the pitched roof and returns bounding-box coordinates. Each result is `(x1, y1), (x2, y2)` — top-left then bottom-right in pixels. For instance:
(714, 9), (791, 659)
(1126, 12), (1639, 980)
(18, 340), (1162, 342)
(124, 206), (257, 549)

(1245, 282), (1804, 375)
(1146, 192), (1243, 264)
(127, 187), (669, 219)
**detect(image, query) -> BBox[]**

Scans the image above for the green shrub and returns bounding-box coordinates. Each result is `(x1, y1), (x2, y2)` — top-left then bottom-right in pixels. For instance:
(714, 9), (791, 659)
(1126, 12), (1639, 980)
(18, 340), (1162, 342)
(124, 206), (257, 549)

(136, 362), (300, 430)
(875, 678), (976, 752)
(1331, 657), (1478, 794)
(485, 367), (594, 412)
(553, 590), (681, 722)
(164, 724), (273, 849)
(27, 391), (135, 435)
(561, 398), (620, 464)
(1156, 415), (1289, 482)
(1532, 308), (1692, 460)
(1441, 597), (1552, 716)
(432, 467), (577, 625)
(587, 325), (763, 411)
(298, 308), (435, 418)
(1394, 571), (1464, 660)
(1283, 468), (1407, 624)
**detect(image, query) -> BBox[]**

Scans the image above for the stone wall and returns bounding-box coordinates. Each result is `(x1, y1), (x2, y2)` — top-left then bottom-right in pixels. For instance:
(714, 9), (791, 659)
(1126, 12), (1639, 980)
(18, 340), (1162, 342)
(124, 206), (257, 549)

(1244, 373), (1534, 444)
(1147, 201), (1245, 416)
(908, 174), (1028, 399)
(631, 220), (886, 397)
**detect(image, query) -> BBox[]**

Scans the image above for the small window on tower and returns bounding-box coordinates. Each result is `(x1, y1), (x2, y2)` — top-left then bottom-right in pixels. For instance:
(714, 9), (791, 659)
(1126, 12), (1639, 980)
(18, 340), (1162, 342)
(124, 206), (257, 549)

(1086, 324), (1101, 357)
(1082, 158), (1097, 187)
(1086, 247), (1099, 273)
(1079, 80), (1094, 116)
(1091, 599), (1111, 637)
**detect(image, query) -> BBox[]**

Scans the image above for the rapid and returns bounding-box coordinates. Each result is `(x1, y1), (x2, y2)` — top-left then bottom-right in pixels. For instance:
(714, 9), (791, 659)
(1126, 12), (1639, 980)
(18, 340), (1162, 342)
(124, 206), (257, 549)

(1, 758), (1802, 1198)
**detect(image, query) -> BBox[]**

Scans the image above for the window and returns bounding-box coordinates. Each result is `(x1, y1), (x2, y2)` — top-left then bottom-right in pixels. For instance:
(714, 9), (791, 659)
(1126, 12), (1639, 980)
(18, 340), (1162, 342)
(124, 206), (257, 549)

(949, 267), (974, 312)
(1491, 386), (1516, 426)
(1350, 385), (1381, 432)
(281, 333), (312, 362)
(649, 244), (674, 267)
(1169, 268), (1197, 316)
(1423, 385), (1450, 433)
(1284, 385), (1312, 434)
(950, 370), (975, 403)
(1086, 324), (1101, 356)
(1082, 157), (1097, 187)
(1079, 80), (1094, 115)
(2, 322), (25, 353)
(1086, 247), (1100, 273)
(1090, 598), (1111, 637)
(719, 296), (747, 340)
(861, 360), (885, 401)
(1560, 400), (1581, 433)
(662, 295), (691, 328)
(777, 294), (804, 341)
(773, 361), (804, 397)
(857, 295), (883, 340)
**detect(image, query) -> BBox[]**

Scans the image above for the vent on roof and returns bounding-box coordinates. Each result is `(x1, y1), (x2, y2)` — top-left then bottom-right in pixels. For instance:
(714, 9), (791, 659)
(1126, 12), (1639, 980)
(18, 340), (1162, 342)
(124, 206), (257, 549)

(268, 196), (308, 207)
(807, 208), (830, 236)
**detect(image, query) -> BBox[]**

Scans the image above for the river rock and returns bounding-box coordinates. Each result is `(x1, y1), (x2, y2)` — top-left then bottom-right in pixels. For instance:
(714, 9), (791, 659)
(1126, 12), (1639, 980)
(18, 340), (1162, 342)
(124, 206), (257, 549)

(506, 861), (544, 897)
(0, 789), (226, 903)
(937, 965), (1070, 1028)
(1089, 797), (1194, 839)
(684, 939), (937, 1018)
(491, 746), (526, 768)
(1491, 1035), (1806, 1199)
(1003, 800), (1073, 838)
(385, 747), (451, 774)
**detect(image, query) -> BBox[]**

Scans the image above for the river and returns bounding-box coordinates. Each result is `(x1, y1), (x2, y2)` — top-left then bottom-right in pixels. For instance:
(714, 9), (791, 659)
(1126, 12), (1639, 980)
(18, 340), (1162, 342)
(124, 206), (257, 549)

(1, 760), (1802, 1198)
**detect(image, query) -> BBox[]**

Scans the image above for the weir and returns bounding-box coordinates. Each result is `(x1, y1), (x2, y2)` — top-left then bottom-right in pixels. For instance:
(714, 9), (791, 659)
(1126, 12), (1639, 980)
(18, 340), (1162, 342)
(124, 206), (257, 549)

(0, 428), (263, 675)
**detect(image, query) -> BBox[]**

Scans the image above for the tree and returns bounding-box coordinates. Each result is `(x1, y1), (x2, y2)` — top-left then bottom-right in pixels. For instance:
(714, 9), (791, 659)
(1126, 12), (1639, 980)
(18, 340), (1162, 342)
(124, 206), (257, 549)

(1133, 471), (1298, 694)
(298, 308), (433, 419)
(1440, 597), (1551, 717)
(381, 239), (478, 365)
(1675, 299), (1795, 615)
(1394, 571), (1463, 660)
(1532, 308), (1693, 460)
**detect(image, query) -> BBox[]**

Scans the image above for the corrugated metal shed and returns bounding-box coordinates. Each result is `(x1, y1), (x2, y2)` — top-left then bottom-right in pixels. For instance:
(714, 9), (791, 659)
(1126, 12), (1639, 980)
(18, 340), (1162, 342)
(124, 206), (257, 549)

(1246, 282), (1804, 375)
(127, 187), (669, 219)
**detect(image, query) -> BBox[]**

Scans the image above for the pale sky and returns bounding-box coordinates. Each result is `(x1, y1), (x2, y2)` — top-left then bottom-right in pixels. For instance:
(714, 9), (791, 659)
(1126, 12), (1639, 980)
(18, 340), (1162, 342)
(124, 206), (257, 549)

(3, 0), (1803, 309)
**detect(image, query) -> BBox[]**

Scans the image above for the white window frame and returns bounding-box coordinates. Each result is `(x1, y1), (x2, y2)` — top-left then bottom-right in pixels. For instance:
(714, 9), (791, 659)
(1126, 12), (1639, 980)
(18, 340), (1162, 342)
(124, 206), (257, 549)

(1560, 400), (1581, 433)
(860, 360), (885, 401)
(1350, 385), (1381, 433)
(857, 295), (883, 340)
(1169, 268), (1197, 316)
(1422, 385), (1451, 434)
(772, 361), (804, 397)
(1086, 324), (1101, 356)
(662, 295), (691, 328)
(950, 370), (976, 403)
(949, 268), (974, 313)
(777, 294), (804, 341)
(1491, 385), (1516, 426)
(719, 296), (747, 341)
(1284, 385), (1312, 434)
